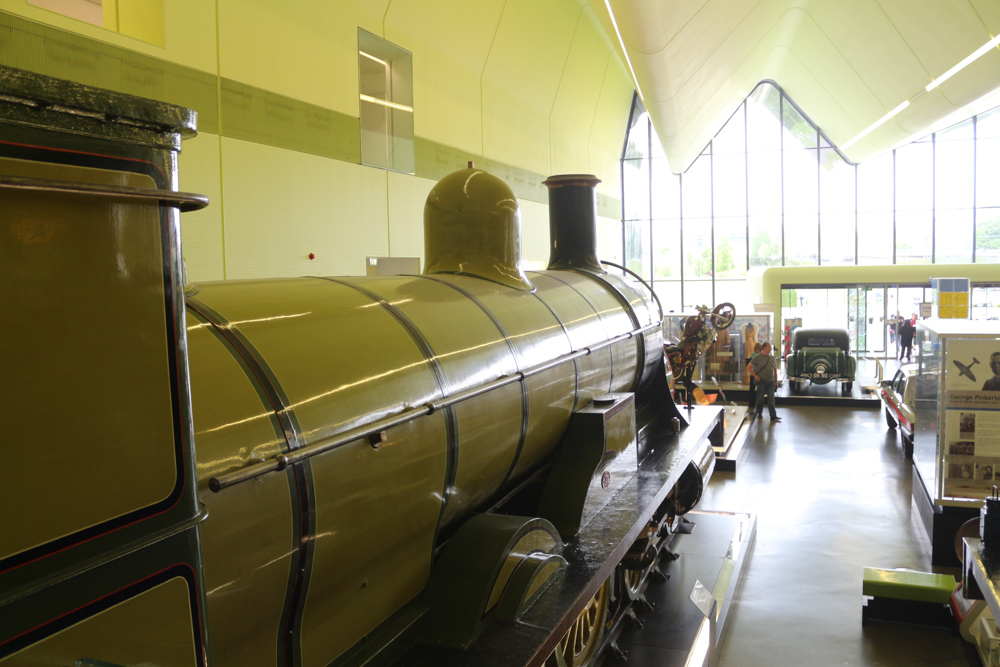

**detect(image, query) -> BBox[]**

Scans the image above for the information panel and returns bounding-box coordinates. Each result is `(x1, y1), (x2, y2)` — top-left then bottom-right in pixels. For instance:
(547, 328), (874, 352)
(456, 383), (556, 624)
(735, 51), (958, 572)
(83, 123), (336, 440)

(942, 338), (1000, 498)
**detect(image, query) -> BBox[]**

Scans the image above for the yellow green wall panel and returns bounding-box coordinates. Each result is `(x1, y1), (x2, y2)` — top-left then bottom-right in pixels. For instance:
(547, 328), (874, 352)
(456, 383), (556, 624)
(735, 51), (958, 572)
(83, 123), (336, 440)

(415, 136), (622, 216)
(480, 0), (579, 176)
(550, 6), (611, 177)
(0, 0), (216, 70)
(386, 0), (505, 157)
(220, 78), (360, 163)
(217, 0), (388, 115)
(0, 9), (220, 132)
(220, 137), (390, 280)
(589, 54), (633, 198)
(115, 0), (166, 47)
(519, 198), (550, 266)
(0, 3), (630, 282)
(178, 132), (225, 281)
(386, 170), (434, 264)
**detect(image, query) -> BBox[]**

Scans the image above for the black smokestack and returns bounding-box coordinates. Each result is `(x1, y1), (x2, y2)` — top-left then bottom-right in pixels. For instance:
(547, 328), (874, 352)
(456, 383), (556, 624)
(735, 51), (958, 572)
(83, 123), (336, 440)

(543, 174), (604, 273)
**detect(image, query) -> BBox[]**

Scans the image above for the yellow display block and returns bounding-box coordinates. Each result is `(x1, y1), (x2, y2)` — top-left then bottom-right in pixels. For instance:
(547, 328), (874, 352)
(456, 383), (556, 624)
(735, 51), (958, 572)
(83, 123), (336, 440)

(940, 292), (954, 306)
(862, 567), (955, 603)
(940, 305), (954, 318)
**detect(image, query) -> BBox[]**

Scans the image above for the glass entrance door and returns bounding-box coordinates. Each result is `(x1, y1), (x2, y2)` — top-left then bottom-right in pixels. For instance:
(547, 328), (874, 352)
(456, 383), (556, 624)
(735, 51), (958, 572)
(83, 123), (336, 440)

(847, 287), (866, 358)
(865, 287), (886, 355)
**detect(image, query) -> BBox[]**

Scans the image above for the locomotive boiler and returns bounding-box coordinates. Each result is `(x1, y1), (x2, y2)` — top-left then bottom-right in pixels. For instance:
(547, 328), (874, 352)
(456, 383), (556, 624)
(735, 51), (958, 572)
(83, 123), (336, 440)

(0, 66), (716, 667)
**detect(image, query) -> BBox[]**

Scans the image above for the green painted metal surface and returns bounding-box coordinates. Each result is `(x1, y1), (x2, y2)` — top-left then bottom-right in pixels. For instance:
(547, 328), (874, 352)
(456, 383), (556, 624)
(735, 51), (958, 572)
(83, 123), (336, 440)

(538, 394), (637, 537)
(422, 515), (563, 648)
(862, 567), (955, 604)
(424, 167), (535, 291)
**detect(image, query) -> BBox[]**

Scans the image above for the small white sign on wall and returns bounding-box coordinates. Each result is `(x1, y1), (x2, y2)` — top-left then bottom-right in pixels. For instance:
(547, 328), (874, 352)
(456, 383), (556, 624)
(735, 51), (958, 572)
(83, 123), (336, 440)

(366, 256), (420, 276)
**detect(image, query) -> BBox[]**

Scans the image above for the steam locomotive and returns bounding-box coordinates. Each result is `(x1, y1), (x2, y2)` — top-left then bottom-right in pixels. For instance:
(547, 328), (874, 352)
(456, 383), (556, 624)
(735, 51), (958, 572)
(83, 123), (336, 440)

(0, 66), (717, 667)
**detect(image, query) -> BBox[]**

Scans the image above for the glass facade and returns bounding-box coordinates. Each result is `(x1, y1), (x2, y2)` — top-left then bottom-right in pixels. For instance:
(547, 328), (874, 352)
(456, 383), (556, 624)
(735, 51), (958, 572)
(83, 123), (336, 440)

(621, 82), (1000, 312)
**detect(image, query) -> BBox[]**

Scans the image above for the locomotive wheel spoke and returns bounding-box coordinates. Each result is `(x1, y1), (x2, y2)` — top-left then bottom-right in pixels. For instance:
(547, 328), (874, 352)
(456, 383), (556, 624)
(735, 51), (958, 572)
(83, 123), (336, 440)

(552, 577), (610, 667)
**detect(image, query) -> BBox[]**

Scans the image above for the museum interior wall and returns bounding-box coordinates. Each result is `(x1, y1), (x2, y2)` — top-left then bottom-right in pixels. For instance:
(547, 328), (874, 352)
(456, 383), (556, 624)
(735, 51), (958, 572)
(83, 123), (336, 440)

(0, 0), (635, 282)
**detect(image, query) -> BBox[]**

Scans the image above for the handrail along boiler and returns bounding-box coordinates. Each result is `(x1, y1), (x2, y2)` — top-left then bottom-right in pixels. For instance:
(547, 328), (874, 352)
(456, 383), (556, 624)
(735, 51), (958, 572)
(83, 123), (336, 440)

(0, 66), (714, 667)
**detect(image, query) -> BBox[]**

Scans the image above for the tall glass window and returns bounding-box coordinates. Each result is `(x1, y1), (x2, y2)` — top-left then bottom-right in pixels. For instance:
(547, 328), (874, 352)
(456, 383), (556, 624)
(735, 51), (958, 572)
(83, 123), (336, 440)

(819, 148), (855, 265)
(621, 83), (1000, 312)
(359, 29), (414, 174)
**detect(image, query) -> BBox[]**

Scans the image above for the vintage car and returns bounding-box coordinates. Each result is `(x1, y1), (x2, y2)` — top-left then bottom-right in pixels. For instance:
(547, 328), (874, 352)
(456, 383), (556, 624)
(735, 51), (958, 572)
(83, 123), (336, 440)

(785, 327), (857, 396)
(880, 364), (917, 456)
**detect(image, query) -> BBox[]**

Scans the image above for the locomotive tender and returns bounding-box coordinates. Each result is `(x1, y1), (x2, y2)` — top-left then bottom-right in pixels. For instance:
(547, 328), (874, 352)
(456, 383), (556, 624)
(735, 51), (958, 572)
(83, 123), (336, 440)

(0, 67), (717, 667)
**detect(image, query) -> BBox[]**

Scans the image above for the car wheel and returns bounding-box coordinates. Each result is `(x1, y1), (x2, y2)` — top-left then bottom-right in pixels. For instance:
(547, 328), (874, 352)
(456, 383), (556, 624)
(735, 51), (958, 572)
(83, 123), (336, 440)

(841, 382), (853, 396)
(885, 407), (898, 429)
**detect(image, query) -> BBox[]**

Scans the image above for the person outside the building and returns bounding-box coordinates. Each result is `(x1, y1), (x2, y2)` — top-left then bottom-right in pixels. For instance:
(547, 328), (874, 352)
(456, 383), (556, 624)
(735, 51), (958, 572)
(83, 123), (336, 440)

(750, 341), (780, 422)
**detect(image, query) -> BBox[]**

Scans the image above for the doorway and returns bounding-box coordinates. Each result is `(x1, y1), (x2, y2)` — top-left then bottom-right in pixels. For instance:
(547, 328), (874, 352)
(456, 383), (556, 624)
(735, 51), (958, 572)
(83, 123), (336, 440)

(781, 283), (932, 383)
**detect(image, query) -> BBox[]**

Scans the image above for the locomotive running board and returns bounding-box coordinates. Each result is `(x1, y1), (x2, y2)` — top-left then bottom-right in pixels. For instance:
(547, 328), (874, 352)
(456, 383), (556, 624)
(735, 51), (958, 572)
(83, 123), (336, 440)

(398, 406), (726, 667)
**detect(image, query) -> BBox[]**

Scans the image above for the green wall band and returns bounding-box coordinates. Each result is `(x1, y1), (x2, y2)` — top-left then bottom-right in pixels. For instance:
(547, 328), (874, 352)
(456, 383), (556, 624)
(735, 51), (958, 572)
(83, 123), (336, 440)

(0, 10), (622, 212)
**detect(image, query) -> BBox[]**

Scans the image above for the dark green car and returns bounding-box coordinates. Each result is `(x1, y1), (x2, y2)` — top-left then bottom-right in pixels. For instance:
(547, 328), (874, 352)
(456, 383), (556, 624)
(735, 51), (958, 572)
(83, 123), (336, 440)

(785, 328), (857, 396)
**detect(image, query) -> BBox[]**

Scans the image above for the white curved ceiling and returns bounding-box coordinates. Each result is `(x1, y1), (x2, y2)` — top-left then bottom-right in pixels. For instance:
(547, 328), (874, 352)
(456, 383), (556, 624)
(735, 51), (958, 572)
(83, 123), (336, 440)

(588, 0), (1000, 172)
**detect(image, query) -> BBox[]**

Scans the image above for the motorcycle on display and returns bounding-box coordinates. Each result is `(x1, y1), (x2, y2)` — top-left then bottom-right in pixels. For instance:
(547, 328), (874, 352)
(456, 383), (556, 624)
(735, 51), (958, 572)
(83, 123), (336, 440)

(664, 303), (736, 406)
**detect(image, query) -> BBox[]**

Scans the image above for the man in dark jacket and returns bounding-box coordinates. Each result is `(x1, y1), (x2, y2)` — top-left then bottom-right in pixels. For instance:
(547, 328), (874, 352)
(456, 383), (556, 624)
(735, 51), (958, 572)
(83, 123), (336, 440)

(750, 342), (780, 422)
(899, 318), (915, 362)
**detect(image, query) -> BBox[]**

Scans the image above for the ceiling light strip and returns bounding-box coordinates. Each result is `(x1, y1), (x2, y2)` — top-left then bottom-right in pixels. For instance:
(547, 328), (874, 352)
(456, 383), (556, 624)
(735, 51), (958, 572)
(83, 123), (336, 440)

(359, 50), (388, 67)
(926, 34), (1000, 92)
(842, 101), (909, 150)
(604, 0), (645, 101)
(359, 94), (413, 113)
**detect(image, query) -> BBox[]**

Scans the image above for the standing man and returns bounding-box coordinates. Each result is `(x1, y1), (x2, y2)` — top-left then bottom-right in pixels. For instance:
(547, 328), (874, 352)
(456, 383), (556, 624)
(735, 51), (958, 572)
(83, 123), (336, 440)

(750, 341), (780, 422)
(898, 317), (915, 363)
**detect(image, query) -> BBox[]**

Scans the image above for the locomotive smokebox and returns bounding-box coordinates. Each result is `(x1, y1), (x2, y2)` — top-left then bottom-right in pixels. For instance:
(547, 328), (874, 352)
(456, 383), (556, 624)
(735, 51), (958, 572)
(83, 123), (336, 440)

(544, 174), (605, 273)
(424, 164), (534, 291)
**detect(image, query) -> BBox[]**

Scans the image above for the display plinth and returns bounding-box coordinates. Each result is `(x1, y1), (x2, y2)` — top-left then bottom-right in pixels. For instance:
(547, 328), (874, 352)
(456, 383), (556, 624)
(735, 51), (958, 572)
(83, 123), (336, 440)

(614, 510), (756, 666)
(711, 405), (752, 472)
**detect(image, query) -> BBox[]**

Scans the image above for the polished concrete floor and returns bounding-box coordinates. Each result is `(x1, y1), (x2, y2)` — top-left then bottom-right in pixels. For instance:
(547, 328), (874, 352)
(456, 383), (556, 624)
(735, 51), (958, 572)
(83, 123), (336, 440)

(700, 405), (980, 667)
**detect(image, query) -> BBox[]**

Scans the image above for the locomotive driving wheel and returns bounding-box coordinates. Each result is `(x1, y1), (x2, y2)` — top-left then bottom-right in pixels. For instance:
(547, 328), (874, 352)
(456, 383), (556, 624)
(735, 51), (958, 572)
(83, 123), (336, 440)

(549, 577), (611, 667)
(710, 302), (736, 330)
(622, 566), (644, 600)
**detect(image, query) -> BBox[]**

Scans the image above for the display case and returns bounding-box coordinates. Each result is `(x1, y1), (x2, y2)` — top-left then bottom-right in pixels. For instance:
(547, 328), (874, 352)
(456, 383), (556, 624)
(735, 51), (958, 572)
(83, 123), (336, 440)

(913, 319), (1000, 508)
(662, 312), (772, 390)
